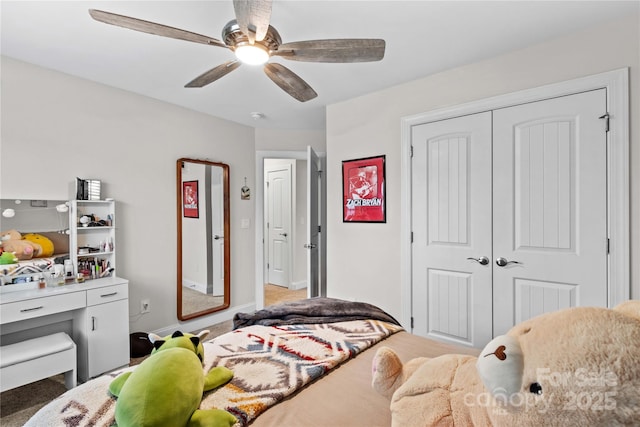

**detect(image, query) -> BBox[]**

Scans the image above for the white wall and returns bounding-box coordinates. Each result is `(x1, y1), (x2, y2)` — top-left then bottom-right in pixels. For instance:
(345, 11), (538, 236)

(255, 128), (326, 152)
(326, 15), (640, 322)
(0, 57), (256, 334)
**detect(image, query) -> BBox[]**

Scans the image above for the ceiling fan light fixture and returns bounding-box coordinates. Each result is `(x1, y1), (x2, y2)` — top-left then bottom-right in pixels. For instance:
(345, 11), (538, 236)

(235, 44), (269, 65)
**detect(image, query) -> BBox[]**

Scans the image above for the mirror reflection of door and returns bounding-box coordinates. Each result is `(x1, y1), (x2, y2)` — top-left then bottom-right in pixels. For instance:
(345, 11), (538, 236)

(211, 168), (224, 296)
(177, 159), (230, 321)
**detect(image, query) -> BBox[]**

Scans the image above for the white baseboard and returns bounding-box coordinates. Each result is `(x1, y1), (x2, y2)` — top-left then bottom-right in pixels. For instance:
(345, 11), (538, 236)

(289, 280), (307, 291)
(153, 302), (255, 337)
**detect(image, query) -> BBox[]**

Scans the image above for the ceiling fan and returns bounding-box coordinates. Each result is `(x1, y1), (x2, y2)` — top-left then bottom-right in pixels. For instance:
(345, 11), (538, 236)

(89, 0), (386, 102)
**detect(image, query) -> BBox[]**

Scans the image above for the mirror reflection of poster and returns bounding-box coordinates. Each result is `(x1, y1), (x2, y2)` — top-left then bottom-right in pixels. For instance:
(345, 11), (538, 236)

(183, 180), (199, 218)
(342, 155), (386, 223)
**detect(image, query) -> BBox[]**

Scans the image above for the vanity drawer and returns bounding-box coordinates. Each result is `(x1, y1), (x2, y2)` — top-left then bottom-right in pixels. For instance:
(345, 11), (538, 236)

(87, 284), (128, 306)
(1, 292), (86, 324)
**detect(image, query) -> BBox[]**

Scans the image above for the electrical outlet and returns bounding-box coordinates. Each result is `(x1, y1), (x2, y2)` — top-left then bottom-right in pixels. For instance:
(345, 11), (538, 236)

(141, 299), (151, 314)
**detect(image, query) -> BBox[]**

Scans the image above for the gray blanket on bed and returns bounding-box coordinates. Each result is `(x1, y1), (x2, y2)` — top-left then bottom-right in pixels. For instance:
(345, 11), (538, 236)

(233, 297), (400, 329)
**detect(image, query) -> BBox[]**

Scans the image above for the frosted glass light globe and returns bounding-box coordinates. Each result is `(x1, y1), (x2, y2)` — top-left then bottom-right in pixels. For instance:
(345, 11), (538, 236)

(235, 44), (269, 65)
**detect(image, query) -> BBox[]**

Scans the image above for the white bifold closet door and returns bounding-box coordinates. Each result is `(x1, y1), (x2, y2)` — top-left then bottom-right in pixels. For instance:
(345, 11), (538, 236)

(411, 89), (608, 347)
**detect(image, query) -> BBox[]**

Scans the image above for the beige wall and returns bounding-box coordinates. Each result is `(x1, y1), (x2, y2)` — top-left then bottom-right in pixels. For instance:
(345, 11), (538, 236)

(1, 57), (256, 334)
(255, 128), (326, 152)
(326, 15), (640, 322)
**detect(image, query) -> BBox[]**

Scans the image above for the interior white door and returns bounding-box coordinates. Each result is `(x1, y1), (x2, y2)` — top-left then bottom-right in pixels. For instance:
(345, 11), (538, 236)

(306, 146), (320, 298)
(211, 173), (224, 296)
(411, 111), (493, 347)
(492, 89), (608, 335)
(266, 166), (291, 287)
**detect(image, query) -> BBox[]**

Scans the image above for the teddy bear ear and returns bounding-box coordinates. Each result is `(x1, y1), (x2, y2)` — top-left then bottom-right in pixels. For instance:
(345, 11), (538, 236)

(197, 330), (210, 341)
(613, 300), (640, 321)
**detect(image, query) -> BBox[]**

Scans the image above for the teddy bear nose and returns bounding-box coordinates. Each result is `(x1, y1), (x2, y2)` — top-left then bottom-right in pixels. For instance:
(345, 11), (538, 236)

(484, 345), (507, 361)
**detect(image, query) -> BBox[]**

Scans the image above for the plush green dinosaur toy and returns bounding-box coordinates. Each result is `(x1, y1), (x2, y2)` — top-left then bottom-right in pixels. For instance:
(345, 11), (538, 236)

(108, 330), (236, 427)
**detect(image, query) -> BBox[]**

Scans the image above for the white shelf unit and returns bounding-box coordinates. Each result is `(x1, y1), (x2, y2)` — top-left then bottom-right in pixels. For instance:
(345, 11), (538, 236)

(69, 200), (116, 281)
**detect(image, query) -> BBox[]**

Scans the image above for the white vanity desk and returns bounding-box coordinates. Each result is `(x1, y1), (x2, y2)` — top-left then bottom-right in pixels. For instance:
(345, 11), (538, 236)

(0, 276), (129, 383)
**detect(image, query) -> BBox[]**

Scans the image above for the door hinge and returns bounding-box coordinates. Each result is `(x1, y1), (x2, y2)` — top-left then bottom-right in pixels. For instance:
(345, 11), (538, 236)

(318, 225), (322, 233)
(607, 238), (610, 254)
(410, 145), (414, 158)
(599, 113), (610, 132)
(267, 263), (269, 269)
(411, 317), (414, 329)
(411, 231), (414, 243)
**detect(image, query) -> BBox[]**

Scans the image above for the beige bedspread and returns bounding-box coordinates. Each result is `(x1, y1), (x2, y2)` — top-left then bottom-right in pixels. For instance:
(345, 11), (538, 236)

(252, 330), (480, 427)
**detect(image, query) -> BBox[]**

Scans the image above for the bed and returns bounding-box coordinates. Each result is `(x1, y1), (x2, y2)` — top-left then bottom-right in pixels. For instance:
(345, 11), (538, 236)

(25, 298), (479, 427)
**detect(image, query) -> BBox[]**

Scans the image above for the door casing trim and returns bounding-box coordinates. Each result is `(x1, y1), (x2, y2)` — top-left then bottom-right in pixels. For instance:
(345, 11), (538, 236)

(400, 68), (630, 331)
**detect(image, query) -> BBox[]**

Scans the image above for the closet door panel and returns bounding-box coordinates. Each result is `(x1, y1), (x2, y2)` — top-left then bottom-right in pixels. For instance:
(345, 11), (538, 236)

(492, 89), (608, 335)
(411, 112), (492, 347)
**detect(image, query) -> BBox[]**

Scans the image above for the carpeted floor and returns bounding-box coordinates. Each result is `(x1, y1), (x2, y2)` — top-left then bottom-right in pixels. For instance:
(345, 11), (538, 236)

(0, 284), (306, 426)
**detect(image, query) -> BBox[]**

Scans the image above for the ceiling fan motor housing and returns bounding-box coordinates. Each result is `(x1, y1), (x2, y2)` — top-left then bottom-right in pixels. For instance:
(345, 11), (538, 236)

(222, 19), (282, 53)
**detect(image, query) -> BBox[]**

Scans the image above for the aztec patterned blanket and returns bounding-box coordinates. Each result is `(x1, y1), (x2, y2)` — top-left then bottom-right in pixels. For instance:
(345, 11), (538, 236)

(25, 319), (403, 427)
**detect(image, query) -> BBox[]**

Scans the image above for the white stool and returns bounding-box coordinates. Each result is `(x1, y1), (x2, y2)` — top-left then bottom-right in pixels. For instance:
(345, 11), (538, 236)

(0, 332), (77, 392)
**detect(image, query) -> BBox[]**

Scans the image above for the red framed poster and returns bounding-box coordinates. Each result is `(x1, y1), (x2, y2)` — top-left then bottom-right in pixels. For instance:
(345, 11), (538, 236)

(342, 155), (386, 223)
(182, 180), (199, 218)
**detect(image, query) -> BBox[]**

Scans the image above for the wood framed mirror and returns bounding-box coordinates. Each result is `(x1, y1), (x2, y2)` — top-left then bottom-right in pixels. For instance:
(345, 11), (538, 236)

(177, 158), (230, 320)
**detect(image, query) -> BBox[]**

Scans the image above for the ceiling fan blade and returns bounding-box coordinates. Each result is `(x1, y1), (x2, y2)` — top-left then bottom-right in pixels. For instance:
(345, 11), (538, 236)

(264, 63), (317, 102)
(89, 9), (228, 48)
(274, 39), (386, 63)
(185, 61), (241, 88)
(233, 0), (272, 44)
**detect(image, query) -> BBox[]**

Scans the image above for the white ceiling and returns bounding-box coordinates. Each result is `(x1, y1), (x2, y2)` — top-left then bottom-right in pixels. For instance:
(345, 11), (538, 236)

(1, 1), (636, 130)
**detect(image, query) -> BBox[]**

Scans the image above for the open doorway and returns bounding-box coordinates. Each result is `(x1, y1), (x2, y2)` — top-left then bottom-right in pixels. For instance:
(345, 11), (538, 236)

(255, 149), (326, 309)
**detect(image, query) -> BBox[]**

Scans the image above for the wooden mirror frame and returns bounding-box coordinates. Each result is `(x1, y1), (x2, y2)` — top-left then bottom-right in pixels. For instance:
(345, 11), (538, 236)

(176, 158), (230, 320)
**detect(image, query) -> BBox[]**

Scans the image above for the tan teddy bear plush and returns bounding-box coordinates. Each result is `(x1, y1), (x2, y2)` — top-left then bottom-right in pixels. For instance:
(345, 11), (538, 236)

(372, 301), (640, 426)
(0, 229), (42, 260)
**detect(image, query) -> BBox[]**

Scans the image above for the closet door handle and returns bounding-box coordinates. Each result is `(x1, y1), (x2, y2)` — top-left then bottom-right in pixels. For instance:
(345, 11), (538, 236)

(496, 257), (522, 267)
(213, 235), (224, 240)
(91, 316), (96, 331)
(467, 256), (489, 266)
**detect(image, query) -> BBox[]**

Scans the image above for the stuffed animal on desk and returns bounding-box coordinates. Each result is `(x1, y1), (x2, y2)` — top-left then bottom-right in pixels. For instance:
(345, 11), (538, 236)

(372, 300), (640, 426)
(0, 250), (18, 265)
(109, 330), (237, 427)
(0, 229), (41, 260)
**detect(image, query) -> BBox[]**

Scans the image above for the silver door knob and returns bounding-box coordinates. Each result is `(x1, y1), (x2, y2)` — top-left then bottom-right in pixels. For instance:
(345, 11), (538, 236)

(496, 257), (522, 267)
(467, 256), (490, 265)
(304, 243), (317, 249)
